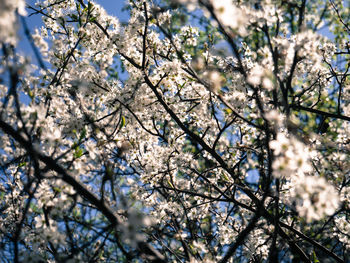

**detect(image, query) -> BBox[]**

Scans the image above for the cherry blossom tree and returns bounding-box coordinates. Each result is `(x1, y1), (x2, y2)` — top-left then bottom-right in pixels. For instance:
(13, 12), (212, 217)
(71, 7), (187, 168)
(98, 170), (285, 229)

(0, 0), (349, 262)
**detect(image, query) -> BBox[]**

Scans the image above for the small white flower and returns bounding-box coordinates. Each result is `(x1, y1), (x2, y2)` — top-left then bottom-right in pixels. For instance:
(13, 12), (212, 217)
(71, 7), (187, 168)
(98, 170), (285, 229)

(270, 133), (289, 156)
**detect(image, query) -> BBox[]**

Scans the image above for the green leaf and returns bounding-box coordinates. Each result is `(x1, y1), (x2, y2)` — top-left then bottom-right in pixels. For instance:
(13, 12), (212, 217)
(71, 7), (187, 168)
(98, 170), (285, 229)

(53, 187), (62, 193)
(79, 127), (87, 141)
(74, 147), (84, 159)
(167, 179), (174, 188)
(28, 90), (34, 99)
(73, 208), (81, 219)
(311, 251), (320, 263)
(71, 142), (78, 150)
(76, 2), (81, 12)
(220, 172), (230, 182)
(70, 14), (78, 21)
(223, 108), (232, 115)
(19, 162), (27, 168)
(120, 116), (126, 129)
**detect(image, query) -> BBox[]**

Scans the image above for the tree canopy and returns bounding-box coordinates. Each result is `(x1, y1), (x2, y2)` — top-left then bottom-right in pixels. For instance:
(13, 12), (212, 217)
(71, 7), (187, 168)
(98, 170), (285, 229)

(0, 0), (349, 262)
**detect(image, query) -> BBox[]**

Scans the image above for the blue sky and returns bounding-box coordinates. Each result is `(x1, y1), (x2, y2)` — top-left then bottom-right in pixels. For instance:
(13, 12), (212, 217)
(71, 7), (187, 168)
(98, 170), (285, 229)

(94, 0), (129, 21)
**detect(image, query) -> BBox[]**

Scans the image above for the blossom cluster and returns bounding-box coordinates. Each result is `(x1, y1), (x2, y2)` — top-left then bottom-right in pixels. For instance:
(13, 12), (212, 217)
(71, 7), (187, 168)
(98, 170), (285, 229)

(0, 0), (349, 261)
